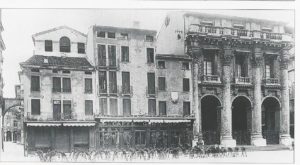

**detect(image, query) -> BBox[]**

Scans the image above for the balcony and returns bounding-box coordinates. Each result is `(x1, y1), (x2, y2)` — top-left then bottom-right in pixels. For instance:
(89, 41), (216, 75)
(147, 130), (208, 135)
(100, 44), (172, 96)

(264, 78), (280, 85)
(235, 77), (251, 84)
(26, 112), (94, 121)
(187, 24), (292, 42)
(97, 58), (120, 70)
(201, 75), (221, 83)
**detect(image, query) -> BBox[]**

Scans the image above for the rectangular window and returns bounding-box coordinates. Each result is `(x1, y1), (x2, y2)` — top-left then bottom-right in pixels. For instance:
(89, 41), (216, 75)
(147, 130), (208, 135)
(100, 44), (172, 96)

(148, 99), (156, 116)
(78, 43), (85, 54)
(98, 45), (106, 66)
(31, 99), (40, 115)
(183, 78), (190, 92)
(53, 100), (61, 120)
(62, 78), (71, 93)
(135, 131), (146, 145)
(146, 35), (154, 42)
(147, 48), (154, 63)
(158, 77), (166, 91)
(52, 77), (61, 92)
(147, 72), (155, 94)
(123, 99), (131, 116)
(31, 76), (40, 92)
(99, 71), (107, 93)
(109, 71), (117, 94)
(204, 54), (214, 75)
(158, 61), (165, 69)
(108, 45), (116, 66)
(182, 62), (190, 70)
(63, 100), (72, 119)
(45, 40), (53, 52)
(121, 46), (129, 62)
(99, 98), (108, 115)
(85, 100), (93, 115)
(159, 101), (167, 116)
(97, 31), (105, 38)
(120, 33), (128, 39)
(84, 78), (93, 93)
(265, 59), (274, 78)
(110, 98), (118, 116)
(62, 70), (70, 74)
(107, 32), (116, 39)
(183, 101), (190, 116)
(122, 72), (130, 94)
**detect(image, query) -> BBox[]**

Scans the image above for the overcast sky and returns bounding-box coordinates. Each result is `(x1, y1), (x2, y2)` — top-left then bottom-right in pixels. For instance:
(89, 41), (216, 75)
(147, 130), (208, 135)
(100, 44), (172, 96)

(1, 9), (294, 98)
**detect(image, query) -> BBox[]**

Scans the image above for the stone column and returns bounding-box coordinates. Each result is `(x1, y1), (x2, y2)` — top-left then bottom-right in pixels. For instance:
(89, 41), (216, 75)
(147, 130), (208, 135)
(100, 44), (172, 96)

(220, 47), (236, 147)
(251, 48), (266, 146)
(279, 48), (292, 146)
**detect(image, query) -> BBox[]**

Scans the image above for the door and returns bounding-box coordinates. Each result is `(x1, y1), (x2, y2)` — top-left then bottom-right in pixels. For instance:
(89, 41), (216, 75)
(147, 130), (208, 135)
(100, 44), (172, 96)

(55, 128), (70, 152)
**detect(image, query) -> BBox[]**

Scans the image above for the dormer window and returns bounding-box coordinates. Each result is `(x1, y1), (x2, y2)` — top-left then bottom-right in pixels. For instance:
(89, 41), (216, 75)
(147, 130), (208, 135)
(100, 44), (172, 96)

(107, 32), (115, 39)
(59, 37), (71, 53)
(78, 43), (85, 54)
(45, 40), (53, 52)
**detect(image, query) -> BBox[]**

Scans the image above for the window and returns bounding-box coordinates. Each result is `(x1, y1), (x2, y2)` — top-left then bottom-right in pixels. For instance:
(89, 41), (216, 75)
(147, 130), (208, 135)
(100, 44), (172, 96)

(235, 55), (247, 77)
(107, 32), (116, 39)
(146, 35), (154, 42)
(121, 46), (129, 62)
(123, 99), (131, 116)
(98, 45), (106, 66)
(85, 100), (93, 116)
(31, 99), (40, 115)
(59, 37), (71, 53)
(158, 77), (166, 91)
(84, 78), (93, 93)
(97, 31), (105, 38)
(78, 43), (85, 54)
(62, 70), (70, 74)
(158, 61), (165, 69)
(31, 68), (40, 72)
(63, 100), (72, 119)
(108, 45), (116, 66)
(120, 33), (128, 39)
(122, 72), (130, 94)
(147, 48), (154, 63)
(13, 120), (18, 127)
(110, 98), (118, 116)
(109, 71), (117, 94)
(85, 71), (92, 75)
(204, 54), (213, 75)
(31, 76), (40, 92)
(99, 71), (107, 93)
(99, 98), (108, 115)
(52, 69), (58, 73)
(183, 78), (190, 92)
(148, 99), (156, 116)
(147, 73), (155, 94)
(135, 131), (146, 145)
(265, 58), (274, 78)
(183, 102), (190, 116)
(53, 77), (61, 92)
(45, 40), (53, 52)
(159, 101), (167, 116)
(62, 78), (71, 92)
(53, 100), (61, 120)
(182, 62), (190, 70)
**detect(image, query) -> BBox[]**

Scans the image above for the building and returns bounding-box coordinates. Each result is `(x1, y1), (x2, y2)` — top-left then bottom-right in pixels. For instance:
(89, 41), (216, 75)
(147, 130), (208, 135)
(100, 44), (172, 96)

(0, 9), (6, 156)
(156, 11), (294, 147)
(288, 47), (294, 138)
(20, 26), (96, 153)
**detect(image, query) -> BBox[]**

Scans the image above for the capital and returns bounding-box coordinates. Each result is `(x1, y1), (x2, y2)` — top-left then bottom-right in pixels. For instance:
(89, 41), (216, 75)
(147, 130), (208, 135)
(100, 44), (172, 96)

(222, 47), (233, 66)
(280, 49), (290, 70)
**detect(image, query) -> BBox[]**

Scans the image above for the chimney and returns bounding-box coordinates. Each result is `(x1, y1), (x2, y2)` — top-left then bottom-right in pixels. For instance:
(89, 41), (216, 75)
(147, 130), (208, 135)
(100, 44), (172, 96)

(133, 21), (140, 29)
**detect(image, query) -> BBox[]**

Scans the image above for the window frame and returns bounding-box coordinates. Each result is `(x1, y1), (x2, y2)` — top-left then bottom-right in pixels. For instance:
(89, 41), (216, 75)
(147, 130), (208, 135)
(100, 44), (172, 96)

(146, 48), (154, 64)
(107, 32), (116, 39)
(77, 42), (86, 54)
(158, 77), (166, 91)
(31, 99), (41, 115)
(45, 40), (53, 52)
(85, 100), (93, 116)
(84, 78), (93, 94)
(97, 31), (106, 38)
(183, 78), (190, 92)
(31, 75), (40, 92)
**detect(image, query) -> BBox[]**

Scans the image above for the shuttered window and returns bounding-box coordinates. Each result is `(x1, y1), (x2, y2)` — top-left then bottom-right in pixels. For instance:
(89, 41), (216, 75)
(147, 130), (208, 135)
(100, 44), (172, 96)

(31, 76), (40, 92)
(122, 72), (130, 94)
(147, 73), (155, 94)
(159, 101), (167, 116)
(108, 45), (116, 66)
(147, 48), (154, 63)
(62, 78), (71, 93)
(99, 71), (107, 93)
(158, 77), (166, 91)
(85, 100), (93, 115)
(45, 40), (53, 52)
(183, 101), (190, 116)
(110, 98), (118, 116)
(109, 71), (117, 94)
(183, 78), (190, 92)
(84, 78), (93, 93)
(63, 100), (72, 119)
(31, 99), (40, 115)
(73, 128), (89, 146)
(99, 98), (108, 115)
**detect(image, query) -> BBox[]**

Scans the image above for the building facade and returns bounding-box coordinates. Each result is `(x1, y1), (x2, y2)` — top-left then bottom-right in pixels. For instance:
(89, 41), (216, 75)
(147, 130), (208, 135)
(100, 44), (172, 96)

(156, 12), (294, 147)
(20, 26), (96, 153)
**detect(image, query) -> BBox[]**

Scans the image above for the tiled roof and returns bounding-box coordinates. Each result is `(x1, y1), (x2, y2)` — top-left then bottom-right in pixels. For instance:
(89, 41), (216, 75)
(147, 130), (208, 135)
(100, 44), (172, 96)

(20, 55), (93, 69)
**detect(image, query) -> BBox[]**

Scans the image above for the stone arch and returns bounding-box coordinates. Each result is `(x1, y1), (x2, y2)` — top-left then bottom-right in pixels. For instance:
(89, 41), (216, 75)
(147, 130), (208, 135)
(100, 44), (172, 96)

(200, 94), (223, 107)
(232, 95), (253, 108)
(262, 96), (281, 108)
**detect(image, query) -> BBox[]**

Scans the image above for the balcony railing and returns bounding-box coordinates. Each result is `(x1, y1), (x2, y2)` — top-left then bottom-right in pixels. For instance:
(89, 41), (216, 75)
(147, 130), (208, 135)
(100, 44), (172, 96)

(187, 24), (291, 41)
(26, 112), (94, 121)
(120, 85), (133, 96)
(146, 86), (157, 97)
(201, 75), (221, 83)
(264, 78), (280, 85)
(98, 58), (120, 69)
(95, 113), (195, 119)
(235, 77), (251, 84)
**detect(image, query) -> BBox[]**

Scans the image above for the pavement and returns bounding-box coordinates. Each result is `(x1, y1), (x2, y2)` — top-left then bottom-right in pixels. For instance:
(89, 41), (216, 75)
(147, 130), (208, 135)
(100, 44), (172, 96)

(0, 142), (295, 163)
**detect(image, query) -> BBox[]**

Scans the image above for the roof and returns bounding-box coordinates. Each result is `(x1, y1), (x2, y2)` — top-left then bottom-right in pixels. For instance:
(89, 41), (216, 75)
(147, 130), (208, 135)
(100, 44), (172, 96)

(93, 25), (157, 36)
(32, 26), (87, 38)
(20, 55), (93, 70)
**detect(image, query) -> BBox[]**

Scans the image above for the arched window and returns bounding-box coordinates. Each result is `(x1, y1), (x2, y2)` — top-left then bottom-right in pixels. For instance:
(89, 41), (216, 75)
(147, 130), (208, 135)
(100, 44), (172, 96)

(59, 37), (71, 52)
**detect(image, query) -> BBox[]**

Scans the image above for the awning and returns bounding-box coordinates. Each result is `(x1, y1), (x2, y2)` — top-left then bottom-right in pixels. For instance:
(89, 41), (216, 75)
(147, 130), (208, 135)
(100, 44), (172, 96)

(63, 123), (95, 127)
(101, 119), (133, 123)
(133, 120), (150, 123)
(27, 123), (61, 127)
(235, 49), (251, 53)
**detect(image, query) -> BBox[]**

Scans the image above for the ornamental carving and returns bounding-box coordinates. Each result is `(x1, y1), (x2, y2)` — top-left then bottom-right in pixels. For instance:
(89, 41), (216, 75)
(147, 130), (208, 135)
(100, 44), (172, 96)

(222, 47), (233, 66)
(280, 52), (290, 70)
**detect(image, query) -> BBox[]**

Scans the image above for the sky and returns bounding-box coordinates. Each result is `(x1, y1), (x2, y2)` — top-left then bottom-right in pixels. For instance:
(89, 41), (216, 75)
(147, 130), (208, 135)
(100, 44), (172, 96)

(1, 9), (294, 98)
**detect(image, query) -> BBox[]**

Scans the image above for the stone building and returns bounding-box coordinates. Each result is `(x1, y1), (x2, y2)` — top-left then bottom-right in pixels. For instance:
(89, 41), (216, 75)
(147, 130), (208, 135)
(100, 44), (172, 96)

(156, 11), (294, 147)
(20, 26), (96, 153)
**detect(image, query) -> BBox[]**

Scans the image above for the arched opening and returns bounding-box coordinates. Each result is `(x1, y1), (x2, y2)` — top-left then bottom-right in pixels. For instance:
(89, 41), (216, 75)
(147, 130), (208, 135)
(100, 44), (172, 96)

(6, 131), (12, 142)
(232, 96), (252, 145)
(59, 36), (71, 52)
(262, 97), (280, 144)
(201, 95), (221, 145)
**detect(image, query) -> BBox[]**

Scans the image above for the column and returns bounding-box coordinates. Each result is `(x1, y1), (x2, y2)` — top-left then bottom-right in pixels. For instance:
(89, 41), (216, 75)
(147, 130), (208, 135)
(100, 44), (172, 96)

(279, 48), (292, 146)
(220, 46), (236, 147)
(192, 55), (200, 146)
(251, 48), (266, 146)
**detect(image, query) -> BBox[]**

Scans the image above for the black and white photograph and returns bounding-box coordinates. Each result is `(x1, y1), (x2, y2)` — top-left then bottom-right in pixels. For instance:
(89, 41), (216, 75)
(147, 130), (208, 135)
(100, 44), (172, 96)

(0, 0), (297, 164)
